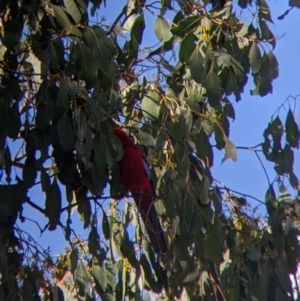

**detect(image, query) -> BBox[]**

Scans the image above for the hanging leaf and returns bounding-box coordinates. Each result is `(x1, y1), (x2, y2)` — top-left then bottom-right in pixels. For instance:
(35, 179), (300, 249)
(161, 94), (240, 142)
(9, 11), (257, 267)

(285, 109), (299, 148)
(57, 114), (74, 152)
(205, 70), (221, 107)
(92, 262), (107, 298)
(249, 41), (262, 74)
(265, 184), (277, 215)
(222, 135), (237, 163)
(179, 33), (196, 63)
(45, 179), (62, 231)
(141, 90), (161, 121)
(189, 46), (204, 83)
(74, 261), (89, 296)
(102, 209), (110, 240)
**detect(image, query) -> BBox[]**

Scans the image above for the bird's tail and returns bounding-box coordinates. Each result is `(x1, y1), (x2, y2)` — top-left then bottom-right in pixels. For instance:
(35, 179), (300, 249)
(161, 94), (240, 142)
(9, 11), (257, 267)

(141, 205), (168, 254)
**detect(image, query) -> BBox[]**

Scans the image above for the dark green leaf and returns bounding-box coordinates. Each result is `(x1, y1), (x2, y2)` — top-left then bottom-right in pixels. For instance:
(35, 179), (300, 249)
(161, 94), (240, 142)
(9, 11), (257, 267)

(246, 247), (261, 261)
(92, 131), (107, 186)
(4, 145), (11, 183)
(285, 109), (299, 148)
(41, 169), (50, 192)
(179, 33), (195, 63)
(202, 219), (222, 263)
(128, 14), (145, 58)
(265, 185), (277, 215)
(76, 188), (91, 228)
(290, 0), (300, 7)
(223, 97), (235, 120)
(88, 227), (100, 256)
(205, 70), (221, 107)
(73, 43), (98, 88)
(281, 144), (294, 174)
(189, 46), (204, 83)
(70, 248), (78, 273)
(92, 262), (107, 297)
(194, 129), (214, 168)
(171, 16), (200, 37)
(63, 0), (81, 23)
(102, 209), (110, 240)
(36, 97), (54, 130)
(22, 157), (37, 188)
(225, 71), (240, 95)
(268, 51), (279, 79)
(2, 10), (24, 49)
(57, 114), (74, 152)
(259, 19), (276, 49)
(289, 172), (299, 190)
(7, 102), (21, 139)
(45, 179), (62, 231)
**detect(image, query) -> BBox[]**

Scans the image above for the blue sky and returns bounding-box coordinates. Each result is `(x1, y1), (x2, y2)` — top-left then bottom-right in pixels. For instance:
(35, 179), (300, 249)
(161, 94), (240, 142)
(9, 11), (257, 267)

(19, 1), (300, 255)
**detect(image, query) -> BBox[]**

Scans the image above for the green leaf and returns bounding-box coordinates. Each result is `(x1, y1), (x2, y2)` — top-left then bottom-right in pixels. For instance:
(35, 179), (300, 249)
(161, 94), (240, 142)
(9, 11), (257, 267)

(281, 144), (294, 174)
(2, 10), (23, 49)
(137, 130), (155, 147)
(63, 0), (81, 24)
(189, 46), (204, 83)
(259, 19), (276, 49)
(199, 176), (210, 205)
(202, 219), (222, 263)
(265, 185), (277, 215)
(289, 172), (299, 190)
(36, 97), (54, 130)
(285, 109), (299, 148)
(40, 169), (50, 192)
(73, 43), (98, 88)
(154, 17), (172, 42)
(268, 51), (279, 79)
(128, 14), (145, 58)
(22, 157), (37, 188)
(53, 5), (74, 27)
(249, 41), (262, 73)
(7, 102), (21, 139)
(84, 28), (116, 78)
(246, 247), (261, 262)
(179, 33), (195, 63)
(171, 16), (200, 37)
(74, 261), (89, 296)
(223, 97), (235, 120)
(141, 90), (161, 121)
(76, 188), (91, 228)
(70, 248), (78, 273)
(45, 179), (62, 231)
(88, 227), (100, 256)
(92, 132), (107, 185)
(194, 129), (214, 168)
(205, 70), (221, 107)
(116, 260), (126, 301)
(102, 209), (110, 240)
(222, 135), (237, 163)
(92, 262), (107, 297)
(57, 114), (74, 152)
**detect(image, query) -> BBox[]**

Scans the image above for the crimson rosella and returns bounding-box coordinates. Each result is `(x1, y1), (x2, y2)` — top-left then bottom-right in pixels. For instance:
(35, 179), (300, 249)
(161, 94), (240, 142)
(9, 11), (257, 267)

(113, 128), (167, 254)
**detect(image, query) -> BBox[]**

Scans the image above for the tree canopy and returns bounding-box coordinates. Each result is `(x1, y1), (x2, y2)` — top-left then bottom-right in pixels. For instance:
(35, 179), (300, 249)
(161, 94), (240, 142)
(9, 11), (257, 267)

(0, 0), (299, 300)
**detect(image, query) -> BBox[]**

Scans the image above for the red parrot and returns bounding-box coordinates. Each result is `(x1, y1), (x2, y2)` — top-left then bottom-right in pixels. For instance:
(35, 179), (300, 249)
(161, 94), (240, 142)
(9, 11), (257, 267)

(113, 128), (167, 254)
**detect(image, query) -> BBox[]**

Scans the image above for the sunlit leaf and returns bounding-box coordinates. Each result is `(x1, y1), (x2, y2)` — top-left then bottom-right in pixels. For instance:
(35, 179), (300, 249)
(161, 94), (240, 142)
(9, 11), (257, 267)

(154, 17), (172, 42)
